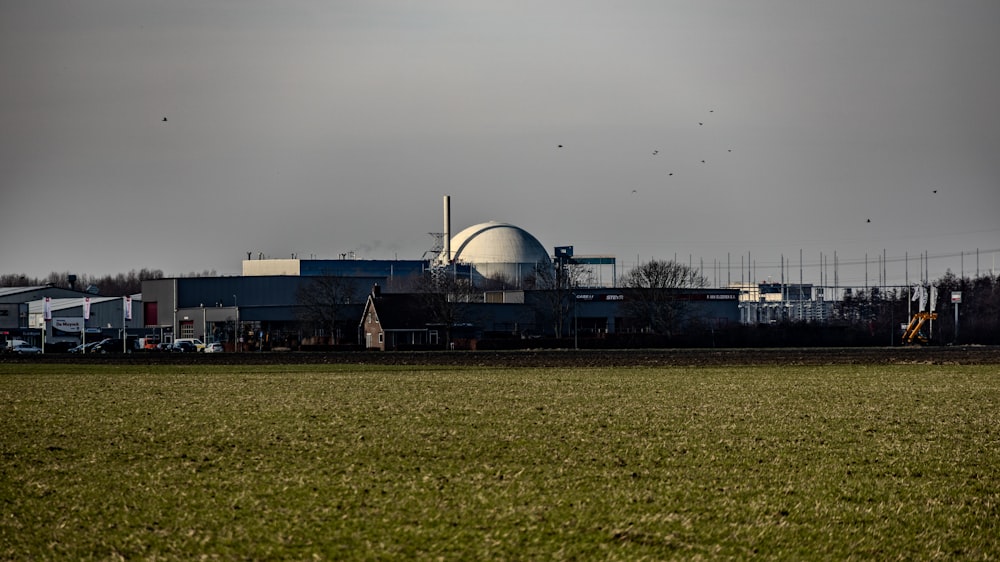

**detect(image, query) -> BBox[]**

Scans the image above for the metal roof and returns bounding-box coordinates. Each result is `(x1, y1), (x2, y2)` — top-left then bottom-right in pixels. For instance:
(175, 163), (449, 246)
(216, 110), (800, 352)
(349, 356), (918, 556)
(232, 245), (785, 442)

(0, 286), (48, 297)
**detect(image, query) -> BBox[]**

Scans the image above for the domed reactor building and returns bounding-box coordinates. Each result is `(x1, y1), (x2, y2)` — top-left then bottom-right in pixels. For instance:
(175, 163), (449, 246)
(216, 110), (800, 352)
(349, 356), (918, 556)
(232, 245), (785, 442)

(435, 196), (552, 287)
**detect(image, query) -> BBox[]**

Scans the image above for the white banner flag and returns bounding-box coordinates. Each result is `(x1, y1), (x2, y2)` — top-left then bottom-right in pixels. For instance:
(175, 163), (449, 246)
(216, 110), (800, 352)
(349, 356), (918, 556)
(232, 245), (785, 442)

(912, 285), (926, 312)
(83, 297), (91, 320)
(44, 297), (52, 321)
(124, 296), (132, 321)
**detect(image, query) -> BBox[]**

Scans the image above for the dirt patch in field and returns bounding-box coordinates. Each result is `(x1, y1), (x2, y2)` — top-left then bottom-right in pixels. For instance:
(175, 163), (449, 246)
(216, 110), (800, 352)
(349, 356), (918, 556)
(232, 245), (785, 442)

(5, 346), (1000, 368)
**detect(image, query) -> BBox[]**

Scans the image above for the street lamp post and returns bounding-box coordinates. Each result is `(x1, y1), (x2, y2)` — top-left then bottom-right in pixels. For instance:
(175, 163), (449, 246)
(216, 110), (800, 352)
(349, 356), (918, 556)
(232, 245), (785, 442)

(573, 292), (578, 350)
(233, 295), (239, 352)
(952, 291), (961, 344)
(123, 296), (129, 353)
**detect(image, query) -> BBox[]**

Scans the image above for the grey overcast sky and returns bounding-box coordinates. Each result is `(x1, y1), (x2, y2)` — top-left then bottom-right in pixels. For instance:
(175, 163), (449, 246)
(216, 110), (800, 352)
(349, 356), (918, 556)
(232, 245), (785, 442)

(2, 0), (999, 288)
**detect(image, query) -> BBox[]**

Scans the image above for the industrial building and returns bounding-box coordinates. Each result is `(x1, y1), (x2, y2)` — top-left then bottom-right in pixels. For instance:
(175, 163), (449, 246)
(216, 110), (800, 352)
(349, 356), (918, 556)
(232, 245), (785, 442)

(131, 196), (735, 349)
(140, 263), (422, 350)
(2, 195), (740, 351)
(1, 286), (80, 344)
(0, 286), (143, 350)
(731, 282), (836, 324)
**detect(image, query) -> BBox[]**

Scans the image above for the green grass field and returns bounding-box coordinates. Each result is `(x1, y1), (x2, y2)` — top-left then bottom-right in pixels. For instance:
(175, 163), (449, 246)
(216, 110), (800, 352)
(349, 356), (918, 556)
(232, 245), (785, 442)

(2, 362), (998, 560)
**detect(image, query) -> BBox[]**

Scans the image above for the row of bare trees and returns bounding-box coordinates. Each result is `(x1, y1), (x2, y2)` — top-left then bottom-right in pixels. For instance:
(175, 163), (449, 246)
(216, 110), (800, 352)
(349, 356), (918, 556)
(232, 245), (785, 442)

(0, 269), (167, 296)
(838, 270), (1000, 345)
(517, 258), (709, 338)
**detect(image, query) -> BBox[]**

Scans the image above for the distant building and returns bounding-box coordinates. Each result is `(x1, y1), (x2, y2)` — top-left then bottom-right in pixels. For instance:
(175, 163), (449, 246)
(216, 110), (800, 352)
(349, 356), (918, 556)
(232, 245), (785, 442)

(360, 287), (439, 351)
(0, 286), (94, 347)
(730, 282), (833, 324)
(242, 257), (428, 280)
(142, 260), (436, 348)
(357, 285), (740, 350)
(27, 295), (143, 347)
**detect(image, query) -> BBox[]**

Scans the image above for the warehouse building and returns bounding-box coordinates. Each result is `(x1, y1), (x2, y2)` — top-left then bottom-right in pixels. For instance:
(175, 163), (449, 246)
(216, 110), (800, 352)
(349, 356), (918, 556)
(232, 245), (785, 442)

(1, 286), (92, 348)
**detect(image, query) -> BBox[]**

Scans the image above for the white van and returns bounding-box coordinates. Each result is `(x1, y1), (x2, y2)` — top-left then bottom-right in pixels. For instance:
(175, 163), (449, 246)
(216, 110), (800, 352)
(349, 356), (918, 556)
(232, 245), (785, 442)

(173, 338), (206, 352)
(4, 339), (29, 351)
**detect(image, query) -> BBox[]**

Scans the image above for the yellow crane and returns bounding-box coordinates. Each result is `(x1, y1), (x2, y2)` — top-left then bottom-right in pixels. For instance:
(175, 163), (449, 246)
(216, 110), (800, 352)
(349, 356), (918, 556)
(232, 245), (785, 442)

(902, 311), (937, 344)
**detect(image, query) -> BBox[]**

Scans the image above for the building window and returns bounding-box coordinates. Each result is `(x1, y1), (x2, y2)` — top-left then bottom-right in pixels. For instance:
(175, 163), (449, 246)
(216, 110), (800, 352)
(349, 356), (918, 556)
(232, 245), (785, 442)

(378, 333), (384, 344)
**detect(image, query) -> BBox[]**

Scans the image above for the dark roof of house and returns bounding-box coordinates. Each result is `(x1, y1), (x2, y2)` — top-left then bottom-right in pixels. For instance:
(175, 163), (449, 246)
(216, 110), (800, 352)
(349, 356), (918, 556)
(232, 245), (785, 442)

(366, 293), (433, 330)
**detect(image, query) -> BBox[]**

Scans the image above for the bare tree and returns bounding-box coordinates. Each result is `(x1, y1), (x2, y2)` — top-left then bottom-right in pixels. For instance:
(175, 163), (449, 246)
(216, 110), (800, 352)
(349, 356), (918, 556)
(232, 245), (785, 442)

(0, 273), (34, 287)
(524, 261), (592, 338)
(295, 274), (359, 344)
(620, 259), (708, 336)
(480, 272), (517, 291)
(410, 269), (479, 346)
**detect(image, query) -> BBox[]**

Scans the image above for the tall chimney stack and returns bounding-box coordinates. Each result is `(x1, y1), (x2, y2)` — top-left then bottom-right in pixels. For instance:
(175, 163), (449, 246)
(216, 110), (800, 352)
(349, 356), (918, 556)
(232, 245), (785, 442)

(443, 195), (451, 264)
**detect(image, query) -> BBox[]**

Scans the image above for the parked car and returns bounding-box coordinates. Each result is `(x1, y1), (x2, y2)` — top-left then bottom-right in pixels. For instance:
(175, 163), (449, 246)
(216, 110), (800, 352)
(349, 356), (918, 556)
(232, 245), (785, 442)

(174, 338), (206, 352)
(203, 342), (224, 353)
(45, 341), (76, 353)
(92, 339), (128, 353)
(69, 341), (103, 353)
(11, 343), (42, 354)
(3, 339), (29, 353)
(170, 341), (198, 353)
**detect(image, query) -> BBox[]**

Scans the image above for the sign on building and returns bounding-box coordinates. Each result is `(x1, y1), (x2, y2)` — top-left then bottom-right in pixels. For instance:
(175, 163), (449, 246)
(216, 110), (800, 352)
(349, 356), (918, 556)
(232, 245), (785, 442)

(52, 317), (84, 334)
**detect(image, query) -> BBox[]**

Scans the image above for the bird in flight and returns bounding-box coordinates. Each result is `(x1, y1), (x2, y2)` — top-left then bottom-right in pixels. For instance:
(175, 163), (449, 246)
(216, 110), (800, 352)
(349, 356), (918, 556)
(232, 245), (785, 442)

(557, 144), (564, 148)
(867, 218), (871, 223)
(932, 189), (938, 193)
(162, 117), (168, 122)
(652, 150), (659, 155)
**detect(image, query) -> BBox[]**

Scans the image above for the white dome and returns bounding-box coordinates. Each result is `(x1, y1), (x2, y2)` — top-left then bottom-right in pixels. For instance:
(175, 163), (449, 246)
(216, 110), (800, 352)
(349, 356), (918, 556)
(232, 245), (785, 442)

(447, 221), (551, 285)
(450, 222), (549, 264)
